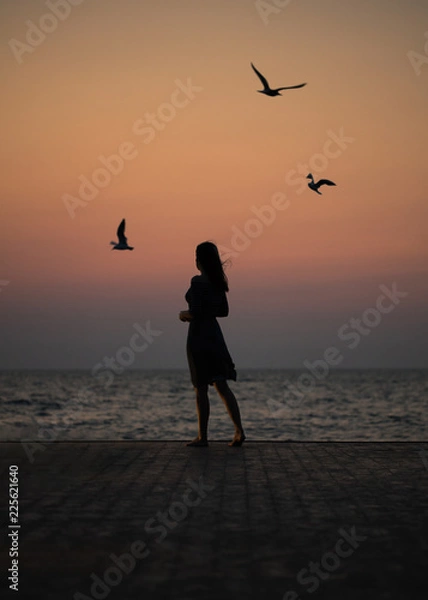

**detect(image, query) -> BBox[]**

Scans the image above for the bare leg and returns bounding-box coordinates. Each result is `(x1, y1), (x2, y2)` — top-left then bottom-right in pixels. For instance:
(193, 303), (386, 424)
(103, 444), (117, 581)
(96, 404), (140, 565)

(213, 380), (245, 445)
(187, 384), (209, 446)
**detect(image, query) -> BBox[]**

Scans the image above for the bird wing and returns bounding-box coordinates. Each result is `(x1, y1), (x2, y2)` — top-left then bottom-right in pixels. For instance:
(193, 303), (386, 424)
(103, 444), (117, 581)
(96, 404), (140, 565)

(317, 179), (336, 187)
(276, 83), (307, 91)
(251, 63), (270, 90)
(117, 219), (127, 243)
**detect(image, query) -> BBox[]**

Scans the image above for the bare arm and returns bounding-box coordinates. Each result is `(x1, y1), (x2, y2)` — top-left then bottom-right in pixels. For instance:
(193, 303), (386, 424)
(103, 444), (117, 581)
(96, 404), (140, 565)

(179, 310), (193, 322)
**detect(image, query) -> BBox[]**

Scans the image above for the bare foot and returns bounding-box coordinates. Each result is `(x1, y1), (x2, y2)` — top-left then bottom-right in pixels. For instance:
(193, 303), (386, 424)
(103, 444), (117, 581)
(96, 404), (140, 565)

(228, 433), (246, 447)
(186, 438), (208, 447)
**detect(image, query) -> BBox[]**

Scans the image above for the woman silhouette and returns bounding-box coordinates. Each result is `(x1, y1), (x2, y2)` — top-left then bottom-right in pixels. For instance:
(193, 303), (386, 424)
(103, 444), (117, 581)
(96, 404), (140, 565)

(179, 241), (245, 447)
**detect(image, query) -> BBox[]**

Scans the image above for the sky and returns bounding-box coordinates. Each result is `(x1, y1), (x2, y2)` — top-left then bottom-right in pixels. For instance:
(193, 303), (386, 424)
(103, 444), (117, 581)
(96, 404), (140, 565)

(1, 0), (427, 370)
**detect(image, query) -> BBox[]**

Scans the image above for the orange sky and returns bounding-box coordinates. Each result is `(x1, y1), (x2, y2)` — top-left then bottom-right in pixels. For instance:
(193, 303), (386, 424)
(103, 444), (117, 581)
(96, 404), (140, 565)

(1, 0), (427, 368)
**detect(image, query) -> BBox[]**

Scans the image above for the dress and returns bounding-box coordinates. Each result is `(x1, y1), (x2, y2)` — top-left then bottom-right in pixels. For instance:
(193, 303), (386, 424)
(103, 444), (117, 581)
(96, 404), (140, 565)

(185, 274), (237, 387)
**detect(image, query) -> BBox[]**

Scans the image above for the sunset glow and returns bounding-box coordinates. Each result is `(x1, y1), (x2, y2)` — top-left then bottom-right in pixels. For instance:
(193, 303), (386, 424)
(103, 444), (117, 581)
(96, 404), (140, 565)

(1, 0), (427, 369)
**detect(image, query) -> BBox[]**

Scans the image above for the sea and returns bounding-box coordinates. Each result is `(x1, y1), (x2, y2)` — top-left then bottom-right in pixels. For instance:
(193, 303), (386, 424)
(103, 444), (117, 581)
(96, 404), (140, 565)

(0, 369), (427, 442)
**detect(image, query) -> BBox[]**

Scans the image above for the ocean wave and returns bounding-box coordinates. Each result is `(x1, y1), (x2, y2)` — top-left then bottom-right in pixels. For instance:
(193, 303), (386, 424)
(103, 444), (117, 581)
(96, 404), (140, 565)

(0, 369), (426, 441)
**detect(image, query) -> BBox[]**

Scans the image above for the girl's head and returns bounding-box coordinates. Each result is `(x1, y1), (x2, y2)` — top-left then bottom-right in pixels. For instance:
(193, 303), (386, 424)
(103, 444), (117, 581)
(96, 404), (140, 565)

(195, 241), (229, 292)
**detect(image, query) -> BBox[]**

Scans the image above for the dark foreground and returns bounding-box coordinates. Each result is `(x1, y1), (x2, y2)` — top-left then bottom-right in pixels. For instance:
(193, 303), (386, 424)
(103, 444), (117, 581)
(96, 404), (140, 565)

(1, 441), (427, 600)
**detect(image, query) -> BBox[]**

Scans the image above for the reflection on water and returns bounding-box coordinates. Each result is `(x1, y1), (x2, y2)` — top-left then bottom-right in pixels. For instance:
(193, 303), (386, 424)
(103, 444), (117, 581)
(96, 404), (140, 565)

(0, 369), (427, 441)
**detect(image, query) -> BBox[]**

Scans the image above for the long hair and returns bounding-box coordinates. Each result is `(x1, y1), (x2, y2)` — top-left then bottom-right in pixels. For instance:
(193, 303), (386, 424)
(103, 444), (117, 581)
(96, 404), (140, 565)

(196, 241), (229, 292)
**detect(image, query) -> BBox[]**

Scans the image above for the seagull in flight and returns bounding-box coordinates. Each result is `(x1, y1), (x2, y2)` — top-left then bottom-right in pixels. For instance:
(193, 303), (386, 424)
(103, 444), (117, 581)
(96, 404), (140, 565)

(307, 173), (336, 195)
(251, 63), (306, 96)
(110, 219), (134, 250)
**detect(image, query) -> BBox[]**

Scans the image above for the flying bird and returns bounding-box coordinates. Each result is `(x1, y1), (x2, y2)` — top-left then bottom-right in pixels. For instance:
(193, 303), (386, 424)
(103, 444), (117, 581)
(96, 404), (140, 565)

(251, 63), (306, 96)
(110, 219), (134, 250)
(306, 173), (337, 195)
